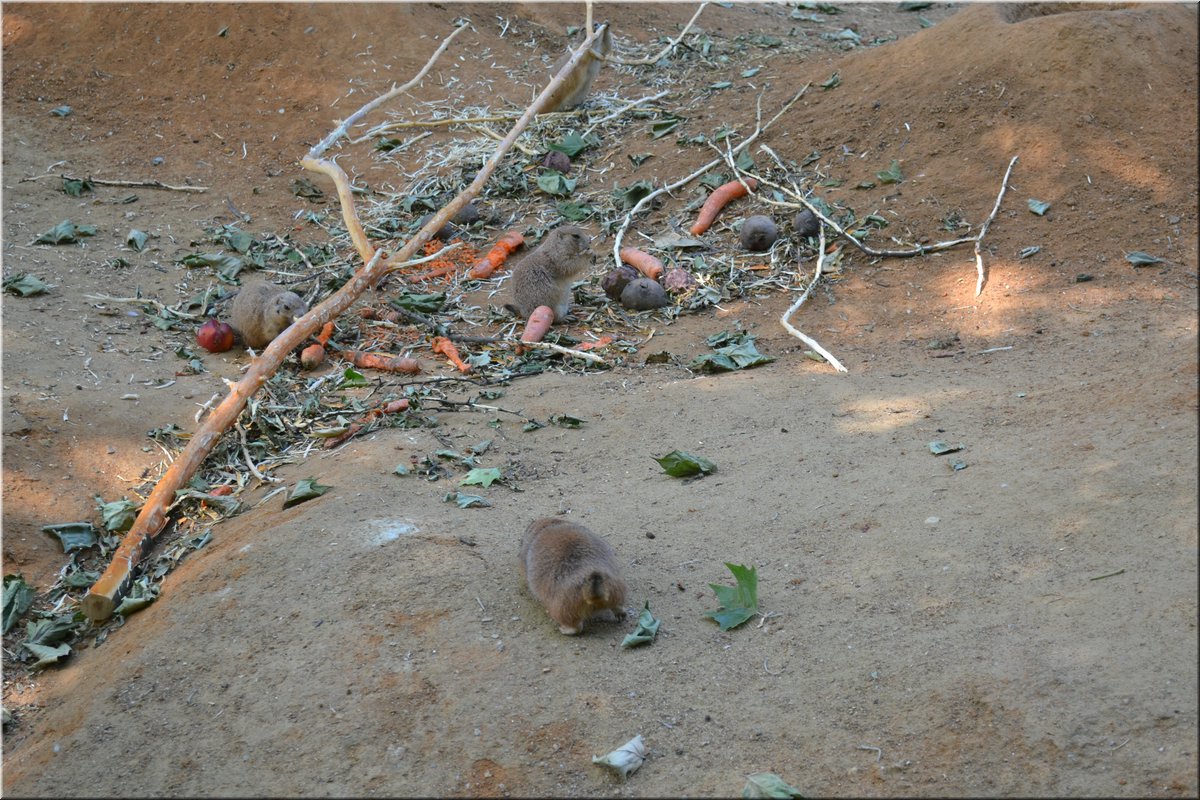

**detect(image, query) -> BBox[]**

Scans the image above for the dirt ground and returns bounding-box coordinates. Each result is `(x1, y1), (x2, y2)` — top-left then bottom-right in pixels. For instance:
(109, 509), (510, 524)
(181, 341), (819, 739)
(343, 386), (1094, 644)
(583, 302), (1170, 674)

(2, 2), (1197, 797)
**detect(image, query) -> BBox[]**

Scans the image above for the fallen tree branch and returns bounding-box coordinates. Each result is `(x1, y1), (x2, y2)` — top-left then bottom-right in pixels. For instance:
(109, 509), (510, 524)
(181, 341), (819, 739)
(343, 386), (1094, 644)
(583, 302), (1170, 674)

(779, 225), (847, 372)
(83, 19), (606, 622)
(20, 173), (208, 192)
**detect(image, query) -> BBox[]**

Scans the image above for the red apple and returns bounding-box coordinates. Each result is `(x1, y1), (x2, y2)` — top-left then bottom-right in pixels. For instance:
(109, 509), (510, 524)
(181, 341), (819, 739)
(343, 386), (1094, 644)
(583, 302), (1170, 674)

(197, 319), (235, 353)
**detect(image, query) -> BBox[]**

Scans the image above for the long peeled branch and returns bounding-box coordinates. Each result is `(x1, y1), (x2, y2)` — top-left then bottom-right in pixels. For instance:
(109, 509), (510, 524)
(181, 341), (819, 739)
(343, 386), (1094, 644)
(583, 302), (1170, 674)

(83, 20), (606, 622)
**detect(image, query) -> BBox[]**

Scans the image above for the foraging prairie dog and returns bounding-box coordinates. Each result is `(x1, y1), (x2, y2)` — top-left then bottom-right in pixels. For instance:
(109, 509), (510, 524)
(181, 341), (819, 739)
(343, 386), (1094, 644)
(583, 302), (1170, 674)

(537, 23), (612, 113)
(520, 517), (628, 635)
(230, 281), (307, 349)
(506, 226), (593, 322)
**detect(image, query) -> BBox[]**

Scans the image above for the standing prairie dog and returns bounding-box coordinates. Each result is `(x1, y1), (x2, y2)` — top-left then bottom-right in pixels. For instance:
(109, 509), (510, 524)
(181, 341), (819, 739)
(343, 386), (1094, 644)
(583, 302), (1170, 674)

(505, 226), (593, 322)
(537, 23), (612, 113)
(230, 281), (307, 349)
(520, 517), (628, 635)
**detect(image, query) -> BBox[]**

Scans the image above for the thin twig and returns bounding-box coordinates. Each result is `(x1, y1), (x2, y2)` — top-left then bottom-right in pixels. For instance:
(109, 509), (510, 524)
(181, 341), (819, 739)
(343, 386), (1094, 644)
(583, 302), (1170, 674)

(19, 173), (208, 192)
(517, 340), (607, 365)
(859, 743), (888, 762)
(82, 293), (202, 320)
(605, 2), (709, 66)
(581, 90), (671, 138)
(236, 423), (278, 484)
(779, 225), (847, 372)
(973, 154), (1019, 295)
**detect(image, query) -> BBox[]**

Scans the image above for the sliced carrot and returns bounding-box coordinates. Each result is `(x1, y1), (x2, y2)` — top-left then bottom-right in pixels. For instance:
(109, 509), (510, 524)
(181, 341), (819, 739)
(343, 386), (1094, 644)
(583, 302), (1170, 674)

(380, 398), (411, 415)
(576, 335), (614, 351)
(618, 247), (665, 281)
(431, 336), (472, 373)
(468, 230), (525, 280)
(690, 177), (758, 235)
(519, 305), (555, 344)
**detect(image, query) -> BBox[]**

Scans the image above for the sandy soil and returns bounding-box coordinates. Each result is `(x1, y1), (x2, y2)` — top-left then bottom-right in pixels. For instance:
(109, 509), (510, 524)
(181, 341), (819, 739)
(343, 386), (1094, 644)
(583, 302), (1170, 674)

(2, 2), (1197, 797)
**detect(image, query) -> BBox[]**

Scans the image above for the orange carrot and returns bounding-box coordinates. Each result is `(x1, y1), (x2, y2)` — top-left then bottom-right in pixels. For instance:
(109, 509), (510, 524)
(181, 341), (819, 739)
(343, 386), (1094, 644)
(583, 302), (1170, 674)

(300, 343), (327, 370)
(380, 398), (410, 415)
(690, 177), (758, 235)
(431, 336), (471, 373)
(468, 230), (525, 280)
(519, 305), (555, 343)
(209, 485), (235, 497)
(618, 247), (665, 281)
(576, 335), (614, 351)
(343, 350), (421, 374)
(325, 398), (413, 448)
(316, 321), (335, 346)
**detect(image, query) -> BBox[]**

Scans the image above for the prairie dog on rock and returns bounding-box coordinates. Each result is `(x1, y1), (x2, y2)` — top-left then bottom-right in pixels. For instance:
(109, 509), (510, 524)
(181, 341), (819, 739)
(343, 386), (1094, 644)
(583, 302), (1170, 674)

(537, 23), (612, 113)
(230, 282), (307, 349)
(506, 226), (593, 322)
(520, 517), (628, 635)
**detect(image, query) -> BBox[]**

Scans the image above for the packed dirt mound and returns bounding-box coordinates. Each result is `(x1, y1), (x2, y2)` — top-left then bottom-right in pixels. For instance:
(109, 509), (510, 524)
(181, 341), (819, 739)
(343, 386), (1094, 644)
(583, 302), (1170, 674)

(3, 2), (1196, 797)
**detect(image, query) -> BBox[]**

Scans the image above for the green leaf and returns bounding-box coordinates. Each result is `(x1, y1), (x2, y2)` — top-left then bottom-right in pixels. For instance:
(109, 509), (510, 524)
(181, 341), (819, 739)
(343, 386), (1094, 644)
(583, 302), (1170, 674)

(393, 464), (411, 476)
(650, 115), (685, 139)
(1019, 245), (1041, 259)
(24, 642), (71, 669)
(97, 497), (139, 533)
(556, 201), (595, 222)
(62, 568), (99, 589)
(613, 180), (656, 210)
(820, 72), (841, 90)
(339, 367), (368, 388)
(41, 522), (99, 553)
(443, 491), (491, 509)
(709, 81), (733, 90)
(375, 137), (404, 152)
(3, 575), (36, 634)
(460, 468), (502, 488)
(654, 450), (717, 478)
(126, 229), (149, 251)
(703, 563), (758, 631)
(1027, 198), (1051, 216)
(741, 67), (762, 78)
(547, 132), (596, 158)
(928, 440), (964, 455)
(1125, 250), (1163, 266)
(62, 177), (94, 196)
(223, 228), (254, 253)
(114, 578), (158, 616)
(50, 105), (72, 117)
(290, 177), (325, 200)
(735, 149), (755, 172)
(33, 219), (97, 245)
(876, 160), (903, 184)
(522, 420), (546, 432)
(3, 273), (51, 297)
(390, 292), (445, 314)
(179, 252), (244, 275)
(549, 414), (585, 428)
(621, 602), (661, 648)
(283, 477), (332, 509)
(24, 615), (77, 648)
(628, 153), (653, 167)
(743, 772), (806, 798)
(690, 332), (775, 373)
(537, 170), (577, 196)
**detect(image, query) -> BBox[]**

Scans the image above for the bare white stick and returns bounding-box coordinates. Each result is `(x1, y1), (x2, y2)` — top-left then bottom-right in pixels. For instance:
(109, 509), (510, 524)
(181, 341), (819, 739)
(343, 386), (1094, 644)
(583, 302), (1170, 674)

(779, 225), (848, 373)
(581, 89), (670, 137)
(972, 155), (1019, 295)
(611, 85), (808, 268)
(517, 340), (607, 365)
(606, 2), (709, 66)
(306, 22), (471, 159)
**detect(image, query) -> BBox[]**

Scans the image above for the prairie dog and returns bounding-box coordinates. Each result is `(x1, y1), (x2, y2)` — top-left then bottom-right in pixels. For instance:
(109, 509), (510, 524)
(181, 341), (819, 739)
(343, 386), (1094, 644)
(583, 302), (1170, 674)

(537, 23), (612, 113)
(520, 517), (628, 635)
(506, 226), (593, 322)
(230, 281), (307, 349)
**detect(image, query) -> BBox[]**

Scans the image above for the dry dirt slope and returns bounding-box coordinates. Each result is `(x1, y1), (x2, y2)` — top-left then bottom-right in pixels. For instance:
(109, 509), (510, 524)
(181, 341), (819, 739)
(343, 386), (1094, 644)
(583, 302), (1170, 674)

(3, 2), (1198, 797)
